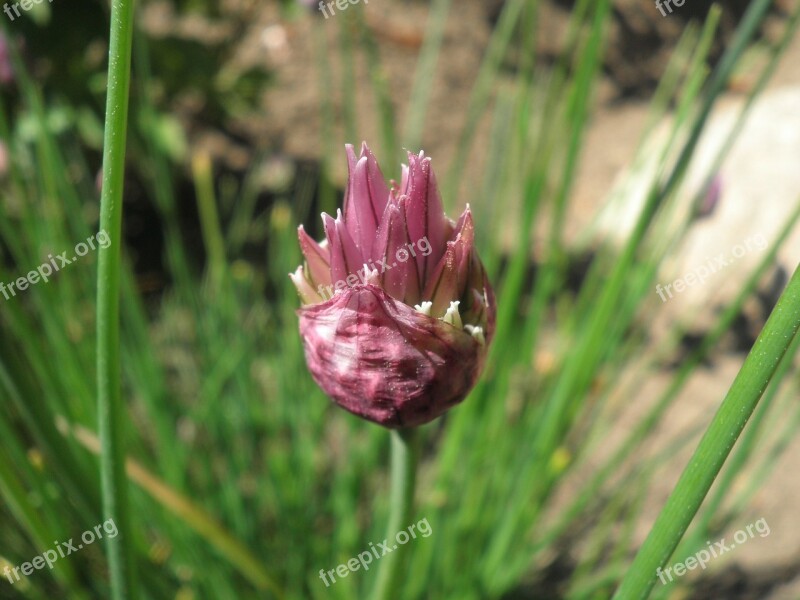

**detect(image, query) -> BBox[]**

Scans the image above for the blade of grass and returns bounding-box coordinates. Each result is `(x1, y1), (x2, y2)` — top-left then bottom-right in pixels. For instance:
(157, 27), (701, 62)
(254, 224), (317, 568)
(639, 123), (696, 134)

(531, 197), (800, 564)
(658, 319), (800, 598)
(401, 0), (452, 150)
(352, 6), (398, 163)
(442, 0), (525, 198)
(612, 261), (800, 599)
(97, 0), (137, 597)
(63, 421), (285, 599)
(192, 151), (228, 292)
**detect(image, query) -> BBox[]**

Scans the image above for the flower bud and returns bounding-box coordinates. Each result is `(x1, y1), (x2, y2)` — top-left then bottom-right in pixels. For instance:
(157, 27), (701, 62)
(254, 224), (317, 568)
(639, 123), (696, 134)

(291, 143), (495, 427)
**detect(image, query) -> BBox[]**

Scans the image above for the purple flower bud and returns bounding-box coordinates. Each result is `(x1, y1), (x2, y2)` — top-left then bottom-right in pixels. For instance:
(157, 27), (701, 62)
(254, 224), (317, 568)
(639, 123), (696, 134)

(696, 173), (722, 219)
(291, 143), (496, 427)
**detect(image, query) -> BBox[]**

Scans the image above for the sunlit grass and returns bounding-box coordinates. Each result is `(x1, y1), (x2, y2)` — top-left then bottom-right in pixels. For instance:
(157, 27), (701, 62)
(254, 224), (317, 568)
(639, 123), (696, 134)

(0, 1), (799, 598)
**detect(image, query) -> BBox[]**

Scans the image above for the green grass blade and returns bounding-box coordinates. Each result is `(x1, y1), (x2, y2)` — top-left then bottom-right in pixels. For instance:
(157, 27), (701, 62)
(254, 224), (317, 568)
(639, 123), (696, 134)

(96, 0), (137, 597)
(613, 262), (800, 599)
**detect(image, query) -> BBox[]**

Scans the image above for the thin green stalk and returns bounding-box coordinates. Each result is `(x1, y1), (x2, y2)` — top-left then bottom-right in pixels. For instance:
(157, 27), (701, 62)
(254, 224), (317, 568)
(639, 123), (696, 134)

(97, 0), (137, 598)
(657, 326), (800, 599)
(337, 13), (358, 144)
(352, 7), (398, 164)
(311, 19), (338, 217)
(613, 262), (800, 599)
(192, 151), (228, 292)
(531, 199), (800, 562)
(65, 423), (285, 598)
(443, 0), (525, 197)
(370, 428), (420, 600)
(402, 0), (452, 151)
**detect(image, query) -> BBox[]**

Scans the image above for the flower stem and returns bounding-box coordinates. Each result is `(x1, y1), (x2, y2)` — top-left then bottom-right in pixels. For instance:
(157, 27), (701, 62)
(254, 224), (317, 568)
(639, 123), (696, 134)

(371, 428), (420, 600)
(97, 0), (136, 597)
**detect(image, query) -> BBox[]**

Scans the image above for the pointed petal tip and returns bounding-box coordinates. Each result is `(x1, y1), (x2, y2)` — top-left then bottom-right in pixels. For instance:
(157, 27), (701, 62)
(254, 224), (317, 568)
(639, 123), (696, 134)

(407, 148), (427, 161)
(298, 225), (331, 286)
(345, 145), (358, 178)
(290, 265), (324, 305)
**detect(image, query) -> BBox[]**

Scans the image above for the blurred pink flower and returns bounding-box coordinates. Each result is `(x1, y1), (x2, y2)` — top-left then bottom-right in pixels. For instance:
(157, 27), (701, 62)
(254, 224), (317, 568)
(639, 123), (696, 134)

(0, 33), (14, 85)
(291, 142), (495, 427)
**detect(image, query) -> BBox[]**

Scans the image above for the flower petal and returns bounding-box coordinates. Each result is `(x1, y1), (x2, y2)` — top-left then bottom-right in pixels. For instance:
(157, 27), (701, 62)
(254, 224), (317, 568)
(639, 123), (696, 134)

(343, 143), (390, 257)
(297, 225), (331, 287)
(399, 163), (409, 195)
(422, 208), (475, 318)
(289, 265), (324, 305)
(461, 262), (495, 342)
(324, 210), (363, 284)
(403, 151), (448, 283)
(373, 196), (421, 304)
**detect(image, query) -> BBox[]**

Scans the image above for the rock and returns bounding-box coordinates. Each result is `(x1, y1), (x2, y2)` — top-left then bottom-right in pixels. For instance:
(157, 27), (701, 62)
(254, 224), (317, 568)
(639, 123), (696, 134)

(592, 86), (800, 338)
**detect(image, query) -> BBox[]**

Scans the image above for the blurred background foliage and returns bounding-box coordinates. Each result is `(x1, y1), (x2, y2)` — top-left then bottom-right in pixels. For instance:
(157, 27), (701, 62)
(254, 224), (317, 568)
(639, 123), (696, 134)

(0, 0), (799, 598)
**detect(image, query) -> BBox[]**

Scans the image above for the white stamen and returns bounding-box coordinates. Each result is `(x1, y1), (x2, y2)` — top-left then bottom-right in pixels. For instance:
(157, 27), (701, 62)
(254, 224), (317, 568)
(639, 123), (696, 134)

(464, 324), (485, 345)
(414, 301), (433, 316)
(442, 301), (462, 329)
(363, 263), (380, 286)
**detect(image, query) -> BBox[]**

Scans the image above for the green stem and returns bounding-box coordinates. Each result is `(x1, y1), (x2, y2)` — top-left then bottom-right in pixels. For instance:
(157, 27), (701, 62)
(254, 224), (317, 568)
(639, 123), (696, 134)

(613, 262), (800, 600)
(371, 428), (420, 600)
(97, 0), (137, 598)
